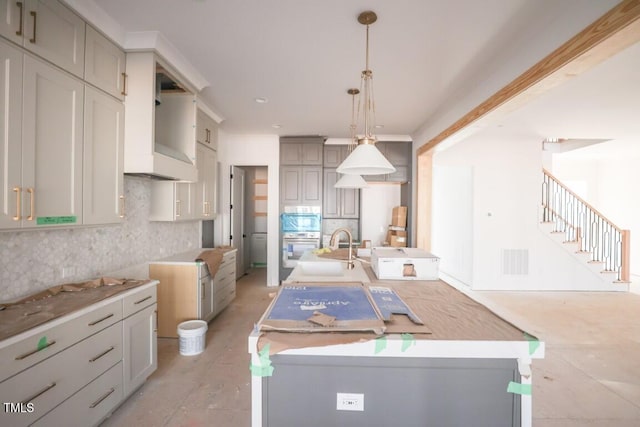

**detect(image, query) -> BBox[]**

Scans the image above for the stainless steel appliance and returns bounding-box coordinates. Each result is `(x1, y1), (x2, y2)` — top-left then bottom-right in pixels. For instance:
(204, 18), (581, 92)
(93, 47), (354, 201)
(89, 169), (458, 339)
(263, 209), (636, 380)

(281, 206), (321, 268)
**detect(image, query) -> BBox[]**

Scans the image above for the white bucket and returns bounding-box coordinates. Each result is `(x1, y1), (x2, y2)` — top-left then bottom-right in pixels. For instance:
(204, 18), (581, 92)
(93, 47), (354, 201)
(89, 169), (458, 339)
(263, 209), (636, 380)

(177, 320), (208, 356)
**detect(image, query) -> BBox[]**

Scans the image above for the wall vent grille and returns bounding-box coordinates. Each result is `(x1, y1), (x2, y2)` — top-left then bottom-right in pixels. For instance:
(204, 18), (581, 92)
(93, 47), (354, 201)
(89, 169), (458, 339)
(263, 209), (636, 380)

(502, 249), (529, 275)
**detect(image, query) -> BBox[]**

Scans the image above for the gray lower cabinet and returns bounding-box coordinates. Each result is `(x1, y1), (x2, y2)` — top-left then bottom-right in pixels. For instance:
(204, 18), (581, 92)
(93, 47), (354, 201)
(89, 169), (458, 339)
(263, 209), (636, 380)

(263, 355), (521, 427)
(323, 169), (359, 219)
(280, 166), (322, 206)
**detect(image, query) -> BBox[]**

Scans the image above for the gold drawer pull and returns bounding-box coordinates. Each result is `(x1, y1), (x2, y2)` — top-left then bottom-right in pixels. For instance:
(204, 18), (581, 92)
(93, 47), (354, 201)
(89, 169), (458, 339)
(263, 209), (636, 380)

(134, 295), (152, 305)
(27, 187), (34, 221)
(12, 187), (21, 220)
(89, 346), (115, 363)
(22, 382), (56, 404)
(89, 388), (115, 409)
(88, 313), (114, 326)
(16, 2), (23, 36)
(119, 195), (125, 218)
(121, 72), (127, 96)
(15, 340), (56, 360)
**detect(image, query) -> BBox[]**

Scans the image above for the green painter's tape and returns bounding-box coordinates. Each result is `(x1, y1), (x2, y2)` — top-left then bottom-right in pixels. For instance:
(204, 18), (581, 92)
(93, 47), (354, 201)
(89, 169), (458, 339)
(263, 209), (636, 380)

(507, 381), (532, 395)
(524, 333), (540, 355)
(374, 336), (387, 354)
(37, 336), (47, 351)
(36, 216), (77, 225)
(250, 343), (274, 377)
(401, 333), (415, 352)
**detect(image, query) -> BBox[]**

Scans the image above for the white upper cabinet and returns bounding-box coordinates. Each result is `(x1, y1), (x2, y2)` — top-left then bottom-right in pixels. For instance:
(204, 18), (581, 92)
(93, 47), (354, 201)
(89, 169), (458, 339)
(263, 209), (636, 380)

(195, 143), (218, 219)
(0, 39), (23, 229)
(21, 54), (84, 227)
(124, 52), (197, 181)
(0, 0), (85, 78)
(85, 25), (126, 100)
(83, 86), (125, 225)
(196, 108), (218, 151)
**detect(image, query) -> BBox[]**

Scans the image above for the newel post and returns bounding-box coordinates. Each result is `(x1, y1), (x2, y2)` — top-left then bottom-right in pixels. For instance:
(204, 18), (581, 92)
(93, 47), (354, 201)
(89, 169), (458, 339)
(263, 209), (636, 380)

(621, 229), (631, 282)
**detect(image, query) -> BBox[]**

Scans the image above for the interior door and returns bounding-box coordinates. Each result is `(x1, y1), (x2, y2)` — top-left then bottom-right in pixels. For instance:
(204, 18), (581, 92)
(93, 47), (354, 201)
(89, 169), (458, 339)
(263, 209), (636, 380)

(230, 166), (245, 278)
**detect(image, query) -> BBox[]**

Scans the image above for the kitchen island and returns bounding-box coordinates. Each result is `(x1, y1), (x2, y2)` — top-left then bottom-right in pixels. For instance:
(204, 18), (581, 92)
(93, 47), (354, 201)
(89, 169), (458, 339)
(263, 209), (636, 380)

(248, 259), (544, 427)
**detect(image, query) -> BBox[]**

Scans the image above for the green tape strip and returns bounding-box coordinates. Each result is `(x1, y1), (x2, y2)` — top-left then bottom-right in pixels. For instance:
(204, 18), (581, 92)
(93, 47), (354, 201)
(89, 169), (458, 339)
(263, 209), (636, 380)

(507, 381), (532, 395)
(401, 333), (415, 352)
(250, 343), (274, 377)
(524, 333), (540, 355)
(374, 336), (387, 354)
(36, 216), (77, 225)
(37, 336), (47, 351)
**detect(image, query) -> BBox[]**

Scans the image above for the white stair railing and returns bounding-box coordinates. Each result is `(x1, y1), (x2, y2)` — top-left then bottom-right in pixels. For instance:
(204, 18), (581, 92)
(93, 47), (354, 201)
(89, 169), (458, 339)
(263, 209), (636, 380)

(542, 169), (630, 282)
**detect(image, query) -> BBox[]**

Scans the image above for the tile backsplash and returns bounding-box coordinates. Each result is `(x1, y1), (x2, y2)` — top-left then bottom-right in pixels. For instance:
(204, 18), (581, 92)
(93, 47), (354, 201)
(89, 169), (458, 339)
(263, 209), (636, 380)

(0, 177), (200, 302)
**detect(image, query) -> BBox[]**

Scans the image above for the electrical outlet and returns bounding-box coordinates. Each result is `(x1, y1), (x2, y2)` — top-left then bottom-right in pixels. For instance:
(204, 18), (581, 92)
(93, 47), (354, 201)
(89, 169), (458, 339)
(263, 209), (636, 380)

(61, 266), (76, 278)
(336, 393), (364, 411)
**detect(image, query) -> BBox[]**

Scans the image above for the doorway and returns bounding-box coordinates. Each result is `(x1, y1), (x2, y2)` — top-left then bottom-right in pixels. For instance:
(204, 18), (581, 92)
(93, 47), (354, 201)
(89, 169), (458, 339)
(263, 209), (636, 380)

(230, 165), (269, 279)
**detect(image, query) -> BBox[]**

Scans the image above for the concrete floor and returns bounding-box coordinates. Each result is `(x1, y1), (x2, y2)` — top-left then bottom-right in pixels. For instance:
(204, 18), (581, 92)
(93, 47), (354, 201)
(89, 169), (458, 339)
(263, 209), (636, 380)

(101, 268), (640, 426)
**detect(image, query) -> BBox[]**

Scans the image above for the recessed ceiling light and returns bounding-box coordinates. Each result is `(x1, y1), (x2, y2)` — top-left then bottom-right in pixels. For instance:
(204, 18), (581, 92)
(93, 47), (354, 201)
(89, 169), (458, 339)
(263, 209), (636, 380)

(375, 124), (384, 129)
(255, 97), (268, 104)
(272, 124), (282, 129)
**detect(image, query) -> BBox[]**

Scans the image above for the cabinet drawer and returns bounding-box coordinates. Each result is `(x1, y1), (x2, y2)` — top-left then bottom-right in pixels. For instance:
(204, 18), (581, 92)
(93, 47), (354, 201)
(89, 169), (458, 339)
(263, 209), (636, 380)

(0, 299), (122, 382)
(216, 289), (236, 314)
(214, 261), (235, 284)
(122, 285), (157, 318)
(220, 252), (236, 268)
(0, 322), (122, 426)
(215, 281), (235, 305)
(32, 362), (123, 427)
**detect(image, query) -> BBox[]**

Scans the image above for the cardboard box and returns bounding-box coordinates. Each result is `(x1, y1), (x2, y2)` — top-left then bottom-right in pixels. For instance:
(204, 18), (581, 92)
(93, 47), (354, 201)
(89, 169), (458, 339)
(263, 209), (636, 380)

(386, 229), (407, 247)
(371, 247), (439, 280)
(391, 206), (407, 228)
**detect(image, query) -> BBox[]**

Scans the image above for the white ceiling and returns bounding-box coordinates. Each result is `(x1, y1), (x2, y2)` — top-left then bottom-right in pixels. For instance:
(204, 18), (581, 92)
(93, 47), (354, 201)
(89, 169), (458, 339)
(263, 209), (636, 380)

(90, 0), (618, 140)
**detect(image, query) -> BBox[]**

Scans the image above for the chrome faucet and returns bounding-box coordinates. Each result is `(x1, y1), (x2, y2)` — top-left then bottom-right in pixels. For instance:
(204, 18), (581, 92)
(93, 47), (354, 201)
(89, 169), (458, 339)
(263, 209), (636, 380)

(330, 227), (355, 270)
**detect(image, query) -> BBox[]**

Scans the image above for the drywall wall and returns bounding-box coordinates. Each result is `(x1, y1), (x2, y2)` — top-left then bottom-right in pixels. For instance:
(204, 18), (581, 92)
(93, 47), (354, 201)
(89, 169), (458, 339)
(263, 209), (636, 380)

(216, 132), (280, 286)
(0, 177), (200, 301)
(433, 129), (613, 291)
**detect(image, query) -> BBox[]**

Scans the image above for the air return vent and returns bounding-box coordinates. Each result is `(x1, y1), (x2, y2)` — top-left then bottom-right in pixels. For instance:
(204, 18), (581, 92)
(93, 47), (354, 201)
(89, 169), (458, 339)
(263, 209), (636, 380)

(502, 249), (529, 275)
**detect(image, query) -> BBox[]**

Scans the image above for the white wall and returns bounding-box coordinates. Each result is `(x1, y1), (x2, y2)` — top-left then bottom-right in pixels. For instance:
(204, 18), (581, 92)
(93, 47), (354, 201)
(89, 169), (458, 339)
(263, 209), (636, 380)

(360, 184), (401, 246)
(216, 132), (280, 286)
(433, 129), (609, 291)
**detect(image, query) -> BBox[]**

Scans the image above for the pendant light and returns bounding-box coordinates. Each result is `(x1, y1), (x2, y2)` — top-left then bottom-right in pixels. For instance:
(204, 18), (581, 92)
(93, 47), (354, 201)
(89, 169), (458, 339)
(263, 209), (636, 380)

(336, 11), (395, 176)
(335, 88), (368, 188)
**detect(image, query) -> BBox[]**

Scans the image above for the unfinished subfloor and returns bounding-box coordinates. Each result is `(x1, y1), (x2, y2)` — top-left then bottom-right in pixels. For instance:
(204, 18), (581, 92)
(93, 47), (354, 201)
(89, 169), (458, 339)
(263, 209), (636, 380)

(101, 268), (640, 426)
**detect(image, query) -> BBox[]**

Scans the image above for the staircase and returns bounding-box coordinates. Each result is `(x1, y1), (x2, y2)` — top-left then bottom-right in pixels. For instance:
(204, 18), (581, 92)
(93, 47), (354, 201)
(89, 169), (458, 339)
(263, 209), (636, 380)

(540, 169), (630, 289)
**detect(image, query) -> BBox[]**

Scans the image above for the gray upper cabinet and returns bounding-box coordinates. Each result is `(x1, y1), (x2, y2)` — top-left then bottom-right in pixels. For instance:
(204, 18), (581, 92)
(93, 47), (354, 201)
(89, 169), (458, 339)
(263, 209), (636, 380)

(323, 169), (359, 219)
(280, 166), (322, 206)
(280, 138), (323, 165)
(323, 145), (352, 168)
(364, 141), (411, 182)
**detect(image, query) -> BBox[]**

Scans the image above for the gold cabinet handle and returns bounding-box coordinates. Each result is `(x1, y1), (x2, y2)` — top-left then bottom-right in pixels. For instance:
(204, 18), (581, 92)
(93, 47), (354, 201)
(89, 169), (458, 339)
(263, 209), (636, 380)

(88, 313), (114, 327)
(13, 187), (21, 221)
(121, 72), (127, 96)
(15, 340), (56, 360)
(89, 388), (115, 409)
(29, 10), (36, 44)
(201, 281), (205, 299)
(27, 187), (34, 221)
(119, 195), (125, 218)
(89, 346), (115, 363)
(176, 199), (181, 217)
(203, 201), (209, 216)
(16, 2), (23, 36)
(22, 382), (56, 405)
(154, 310), (158, 332)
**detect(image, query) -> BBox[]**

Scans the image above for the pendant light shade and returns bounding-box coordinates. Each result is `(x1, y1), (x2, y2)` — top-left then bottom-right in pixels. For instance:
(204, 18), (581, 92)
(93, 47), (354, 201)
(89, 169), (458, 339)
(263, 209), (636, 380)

(337, 143), (395, 175)
(334, 173), (369, 188)
(336, 10), (395, 176)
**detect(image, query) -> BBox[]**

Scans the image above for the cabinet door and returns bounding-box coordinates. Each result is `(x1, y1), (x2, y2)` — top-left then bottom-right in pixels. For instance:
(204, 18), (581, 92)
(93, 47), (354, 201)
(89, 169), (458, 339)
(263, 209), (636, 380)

(195, 144), (217, 219)
(0, 0), (23, 44)
(301, 166), (322, 205)
(384, 141), (410, 166)
(280, 166), (301, 205)
(22, 54), (83, 227)
(301, 143), (323, 165)
(280, 142), (302, 165)
(0, 40), (22, 229)
(85, 25), (126, 100)
(199, 276), (214, 321)
(387, 165), (409, 183)
(341, 187), (360, 218)
(196, 109), (218, 150)
(23, 0), (86, 78)
(123, 303), (157, 397)
(322, 169), (340, 218)
(83, 86), (124, 225)
(175, 182), (195, 220)
(323, 145), (345, 168)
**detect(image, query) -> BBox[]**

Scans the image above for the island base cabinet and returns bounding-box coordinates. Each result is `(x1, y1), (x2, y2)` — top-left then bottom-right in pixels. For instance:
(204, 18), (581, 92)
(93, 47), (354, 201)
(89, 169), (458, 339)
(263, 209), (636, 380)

(33, 362), (124, 427)
(122, 303), (157, 397)
(262, 355), (521, 427)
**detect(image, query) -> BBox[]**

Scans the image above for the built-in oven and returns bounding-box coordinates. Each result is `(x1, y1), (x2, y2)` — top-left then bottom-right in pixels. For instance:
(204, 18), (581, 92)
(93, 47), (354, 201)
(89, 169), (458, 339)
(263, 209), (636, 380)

(281, 206), (321, 268)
